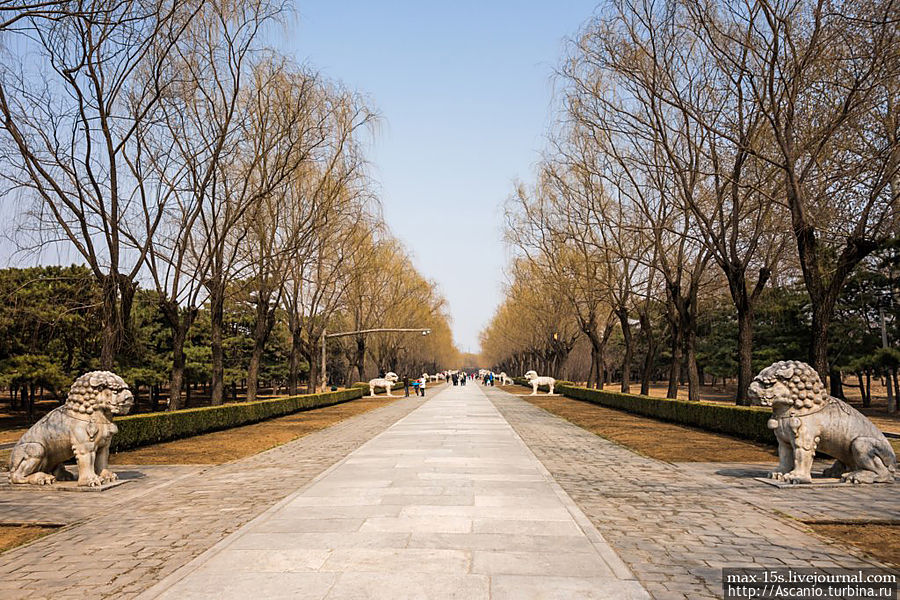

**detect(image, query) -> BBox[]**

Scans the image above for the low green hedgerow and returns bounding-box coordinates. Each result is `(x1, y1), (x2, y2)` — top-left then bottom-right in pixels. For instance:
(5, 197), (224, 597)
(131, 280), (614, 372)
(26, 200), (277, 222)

(111, 386), (367, 452)
(514, 378), (773, 444)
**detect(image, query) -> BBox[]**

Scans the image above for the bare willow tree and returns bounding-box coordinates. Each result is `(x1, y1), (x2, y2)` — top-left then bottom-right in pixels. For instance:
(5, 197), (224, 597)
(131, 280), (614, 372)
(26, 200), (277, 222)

(0, 0), (203, 368)
(238, 59), (357, 403)
(0, 0), (108, 30)
(280, 85), (375, 394)
(563, 5), (712, 400)
(506, 161), (616, 388)
(571, 0), (790, 403)
(728, 0), (900, 385)
(339, 235), (407, 382)
(133, 0), (280, 409)
(480, 258), (581, 379)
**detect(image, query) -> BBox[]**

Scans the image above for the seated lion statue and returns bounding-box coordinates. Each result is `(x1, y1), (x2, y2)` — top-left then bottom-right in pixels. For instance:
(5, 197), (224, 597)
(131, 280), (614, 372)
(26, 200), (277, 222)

(368, 372), (399, 397)
(499, 372), (514, 386)
(524, 370), (556, 395)
(8, 371), (134, 487)
(749, 360), (896, 484)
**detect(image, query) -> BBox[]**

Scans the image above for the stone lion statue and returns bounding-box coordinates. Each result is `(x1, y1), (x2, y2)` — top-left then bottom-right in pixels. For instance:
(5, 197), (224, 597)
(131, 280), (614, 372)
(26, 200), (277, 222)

(368, 372), (399, 397)
(8, 371), (134, 487)
(524, 370), (556, 395)
(749, 360), (896, 484)
(499, 372), (514, 386)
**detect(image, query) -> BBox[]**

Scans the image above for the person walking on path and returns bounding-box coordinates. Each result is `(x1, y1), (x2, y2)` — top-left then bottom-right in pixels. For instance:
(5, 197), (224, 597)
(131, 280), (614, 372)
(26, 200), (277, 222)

(418, 375), (426, 397)
(403, 376), (410, 397)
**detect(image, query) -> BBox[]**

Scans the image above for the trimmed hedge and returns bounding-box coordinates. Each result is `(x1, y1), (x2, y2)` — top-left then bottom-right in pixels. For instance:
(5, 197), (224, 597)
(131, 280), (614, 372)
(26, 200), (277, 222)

(111, 385), (368, 452)
(515, 379), (773, 444)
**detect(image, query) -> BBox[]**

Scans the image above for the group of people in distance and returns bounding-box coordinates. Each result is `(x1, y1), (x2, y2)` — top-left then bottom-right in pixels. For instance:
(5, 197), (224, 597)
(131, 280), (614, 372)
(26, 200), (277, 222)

(394, 370), (486, 397)
(401, 374), (428, 397)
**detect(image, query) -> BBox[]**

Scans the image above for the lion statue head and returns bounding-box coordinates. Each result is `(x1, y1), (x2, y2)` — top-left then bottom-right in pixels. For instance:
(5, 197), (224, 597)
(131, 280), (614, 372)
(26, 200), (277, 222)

(748, 360), (828, 416)
(65, 371), (134, 416)
(524, 370), (538, 381)
(383, 372), (399, 383)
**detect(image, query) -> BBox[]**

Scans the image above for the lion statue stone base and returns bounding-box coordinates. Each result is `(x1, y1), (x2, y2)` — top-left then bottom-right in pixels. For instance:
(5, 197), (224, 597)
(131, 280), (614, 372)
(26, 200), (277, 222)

(524, 370), (556, 395)
(368, 372), (399, 397)
(749, 360), (896, 484)
(8, 371), (134, 487)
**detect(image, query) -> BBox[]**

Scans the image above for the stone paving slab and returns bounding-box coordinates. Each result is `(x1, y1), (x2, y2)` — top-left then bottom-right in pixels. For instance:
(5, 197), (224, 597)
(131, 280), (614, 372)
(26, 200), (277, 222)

(676, 462), (898, 522)
(138, 383), (649, 600)
(0, 465), (205, 524)
(0, 395), (425, 599)
(485, 386), (899, 600)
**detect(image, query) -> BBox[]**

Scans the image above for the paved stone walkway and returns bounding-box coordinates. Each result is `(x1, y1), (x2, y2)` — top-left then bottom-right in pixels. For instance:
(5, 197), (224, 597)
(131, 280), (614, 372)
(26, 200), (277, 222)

(2, 384), (897, 600)
(0, 394), (425, 599)
(138, 383), (648, 600)
(485, 386), (898, 600)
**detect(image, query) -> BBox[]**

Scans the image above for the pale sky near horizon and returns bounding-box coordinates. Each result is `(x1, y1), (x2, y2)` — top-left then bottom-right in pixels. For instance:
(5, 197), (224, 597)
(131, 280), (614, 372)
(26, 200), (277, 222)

(280, 1), (599, 353)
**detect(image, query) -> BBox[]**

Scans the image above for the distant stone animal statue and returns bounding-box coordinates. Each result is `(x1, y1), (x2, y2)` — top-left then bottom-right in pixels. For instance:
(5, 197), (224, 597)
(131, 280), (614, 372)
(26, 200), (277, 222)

(8, 371), (134, 487)
(499, 372), (514, 386)
(524, 370), (556, 395)
(368, 372), (399, 397)
(749, 360), (896, 484)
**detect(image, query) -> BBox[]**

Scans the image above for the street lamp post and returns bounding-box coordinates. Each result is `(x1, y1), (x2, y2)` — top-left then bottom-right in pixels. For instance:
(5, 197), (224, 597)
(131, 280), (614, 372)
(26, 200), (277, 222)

(320, 328), (432, 391)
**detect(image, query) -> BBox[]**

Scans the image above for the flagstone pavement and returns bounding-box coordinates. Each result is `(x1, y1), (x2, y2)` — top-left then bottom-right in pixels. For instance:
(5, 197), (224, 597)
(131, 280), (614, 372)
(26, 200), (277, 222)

(0, 383), (895, 599)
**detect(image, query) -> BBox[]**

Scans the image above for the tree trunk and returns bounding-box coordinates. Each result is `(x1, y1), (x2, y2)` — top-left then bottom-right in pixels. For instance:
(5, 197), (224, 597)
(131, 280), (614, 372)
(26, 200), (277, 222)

(684, 325), (700, 402)
(617, 310), (632, 393)
(99, 274), (120, 369)
(890, 369), (899, 414)
(667, 319), (683, 400)
(856, 372), (868, 407)
(209, 282), (225, 406)
(162, 302), (196, 411)
(829, 367), (845, 399)
(247, 339), (263, 403)
(639, 311), (656, 396)
(304, 343), (319, 395)
(288, 324), (302, 396)
(587, 349), (598, 388)
(735, 306), (754, 405)
(885, 370), (896, 413)
(864, 370), (872, 407)
(168, 325), (187, 411)
(353, 335), (366, 382)
(247, 295), (276, 403)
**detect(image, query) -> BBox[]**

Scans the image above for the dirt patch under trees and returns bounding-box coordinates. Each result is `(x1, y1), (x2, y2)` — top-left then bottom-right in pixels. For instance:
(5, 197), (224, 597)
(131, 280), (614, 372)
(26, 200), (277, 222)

(509, 389), (778, 463)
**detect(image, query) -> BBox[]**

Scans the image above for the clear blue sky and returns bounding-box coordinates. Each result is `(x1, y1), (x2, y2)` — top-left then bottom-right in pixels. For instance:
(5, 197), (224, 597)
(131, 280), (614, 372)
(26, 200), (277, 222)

(280, 1), (598, 353)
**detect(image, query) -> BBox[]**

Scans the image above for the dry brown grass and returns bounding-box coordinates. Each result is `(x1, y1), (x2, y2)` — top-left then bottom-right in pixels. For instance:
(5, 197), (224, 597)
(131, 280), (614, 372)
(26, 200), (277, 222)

(0, 525), (60, 553)
(809, 523), (900, 567)
(512, 390), (778, 463)
(109, 394), (409, 465)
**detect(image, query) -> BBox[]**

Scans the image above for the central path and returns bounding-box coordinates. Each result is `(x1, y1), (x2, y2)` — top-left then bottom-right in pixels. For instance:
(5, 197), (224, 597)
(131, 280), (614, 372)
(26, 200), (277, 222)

(141, 383), (648, 599)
